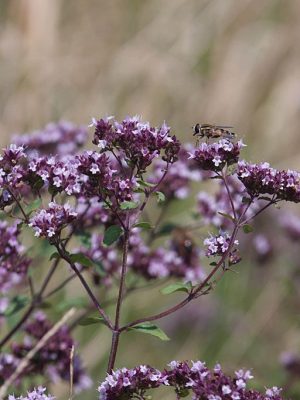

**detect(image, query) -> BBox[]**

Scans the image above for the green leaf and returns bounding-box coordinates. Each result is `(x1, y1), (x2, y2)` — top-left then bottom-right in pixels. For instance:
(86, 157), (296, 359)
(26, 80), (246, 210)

(155, 191), (166, 203)
(161, 282), (192, 295)
(218, 212), (235, 222)
(49, 252), (60, 261)
(103, 225), (123, 246)
(120, 201), (139, 210)
(133, 222), (153, 230)
(70, 253), (94, 267)
(79, 317), (106, 326)
(130, 322), (170, 341)
(4, 295), (29, 317)
(209, 261), (217, 266)
(25, 199), (42, 215)
(242, 224), (254, 234)
(57, 297), (88, 311)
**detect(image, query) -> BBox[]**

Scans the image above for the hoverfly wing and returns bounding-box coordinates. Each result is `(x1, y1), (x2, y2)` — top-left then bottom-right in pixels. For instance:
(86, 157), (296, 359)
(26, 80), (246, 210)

(215, 126), (235, 138)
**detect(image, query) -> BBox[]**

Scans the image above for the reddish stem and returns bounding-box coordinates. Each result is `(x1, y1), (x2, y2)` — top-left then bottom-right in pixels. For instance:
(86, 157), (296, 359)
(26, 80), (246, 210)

(107, 228), (130, 373)
(120, 198), (247, 333)
(56, 243), (113, 330)
(120, 226), (238, 332)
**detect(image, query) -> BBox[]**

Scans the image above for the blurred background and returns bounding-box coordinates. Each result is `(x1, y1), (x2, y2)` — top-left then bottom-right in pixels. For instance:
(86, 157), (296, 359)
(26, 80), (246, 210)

(1, 0), (300, 398)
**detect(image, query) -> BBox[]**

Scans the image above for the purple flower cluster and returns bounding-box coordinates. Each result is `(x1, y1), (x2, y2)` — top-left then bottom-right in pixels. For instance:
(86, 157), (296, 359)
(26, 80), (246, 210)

(197, 191), (229, 227)
(98, 365), (168, 400)
(13, 120), (88, 158)
(237, 161), (300, 203)
(1, 312), (91, 392)
(0, 144), (28, 207)
(0, 116), (180, 221)
(149, 145), (202, 200)
(28, 151), (138, 205)
(76, 151), (116, 197)
(190, 140), (245, 172)
(0, 353), (18, 381)
(79, 233), (120, 286)
(98, 360), (283, 400)
(28, 155), (81, 196)
(0, 221), (31, 294)
(29, 202), (77, 239)
(8, 387), (54, 400)
(78, 229), (205, 285)
(204, 233), (240, 265)
(75, 197), (110, 229)
(91, 115), (180, 174)
(127, 229), (205, 283)
(129, 246), (205, 282)
(204, 233), (238, 256)
(0, 144), (27, 169)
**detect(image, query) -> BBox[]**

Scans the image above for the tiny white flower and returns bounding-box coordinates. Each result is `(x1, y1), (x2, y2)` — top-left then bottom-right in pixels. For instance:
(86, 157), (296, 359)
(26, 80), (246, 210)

(212, 156), (222, 167)
(53, 177), (62, 188)
(98, 140), (107, 149)
(236, 379), (246, 390)
(168, 361), (179, 370)
(90, 164), (100, 174)
(191, 360), (206, 372)
(34, 227), (42, 237)
(47, 227), (56, 237)
(222, 385), (232, 395)
(122, 377), (131, 387)
(140, 365), (148, 374)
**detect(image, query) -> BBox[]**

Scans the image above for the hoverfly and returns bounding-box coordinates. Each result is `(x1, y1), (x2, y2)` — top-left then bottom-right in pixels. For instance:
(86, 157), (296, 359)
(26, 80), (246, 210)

(193, 123), (235, 144)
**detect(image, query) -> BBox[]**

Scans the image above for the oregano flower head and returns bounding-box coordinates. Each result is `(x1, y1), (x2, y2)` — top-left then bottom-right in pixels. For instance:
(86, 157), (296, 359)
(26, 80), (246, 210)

(13, 120), (88, 157)
(3, 312), (91, 392)
(237, 161), (300, 202)
(190, 139), (245, 172)
(8, 387), (54, 400)
(91, 115), (180, 174)
(29, 202), (77, 239)
(0, 221), (31, 293)
(98, 361), (283, 400)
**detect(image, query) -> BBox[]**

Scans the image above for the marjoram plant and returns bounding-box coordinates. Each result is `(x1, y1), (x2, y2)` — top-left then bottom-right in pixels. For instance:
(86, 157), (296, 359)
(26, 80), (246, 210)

(0, 116), (298, 399)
